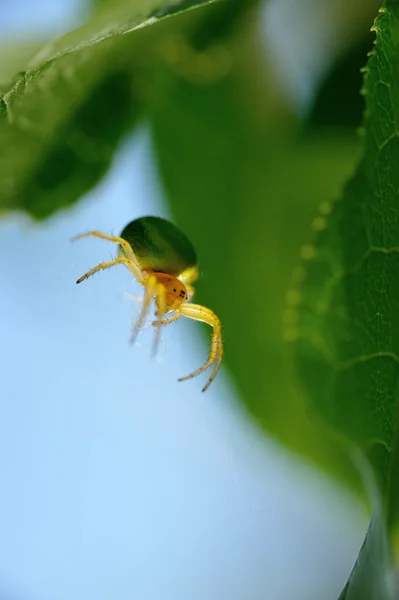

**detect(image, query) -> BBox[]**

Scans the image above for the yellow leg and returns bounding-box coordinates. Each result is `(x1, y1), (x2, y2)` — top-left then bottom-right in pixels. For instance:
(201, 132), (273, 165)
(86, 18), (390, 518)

(72, 230), (144, 284)
(178, 303), (223, 392)
(130, 274), (157, 345)
(186, 284), (195, 302)
(151, 312), (181, 327)
(76, 257), (140, 284)
(179, 266), (199, 286)
(151, 284), (167, 358)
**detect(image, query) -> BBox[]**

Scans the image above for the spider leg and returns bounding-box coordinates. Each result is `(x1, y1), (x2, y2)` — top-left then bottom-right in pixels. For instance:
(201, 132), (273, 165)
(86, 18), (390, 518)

(179, 266), (199, 286)
(186, 284), (195, 302)
(151, 283), (167, 358)
(72, 230), (144, 284)
(151, 310), (182, 357)
(130, 274), (158, 345)
(178, 303), (223, 392)
(76, 257), (140, 284)
(151, 312), (181, 327)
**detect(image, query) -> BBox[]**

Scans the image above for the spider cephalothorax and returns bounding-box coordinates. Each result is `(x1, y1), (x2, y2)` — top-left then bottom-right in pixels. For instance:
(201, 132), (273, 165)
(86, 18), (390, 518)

(74, 216), (223, 391)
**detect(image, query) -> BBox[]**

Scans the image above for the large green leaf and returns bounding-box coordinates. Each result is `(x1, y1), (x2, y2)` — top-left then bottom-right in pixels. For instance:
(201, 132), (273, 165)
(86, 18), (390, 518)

(0, 0), (215, 218)
(293, 3), (399, 598)
(145, 16), (364, 489)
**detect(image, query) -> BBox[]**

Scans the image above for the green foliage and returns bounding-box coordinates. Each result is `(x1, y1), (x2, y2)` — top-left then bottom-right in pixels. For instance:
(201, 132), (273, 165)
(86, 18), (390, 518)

(295, 4), (399, 598)
(148, 66), (362, 483)
(0, 0), (211, 217)
(1, 0), (399, 597)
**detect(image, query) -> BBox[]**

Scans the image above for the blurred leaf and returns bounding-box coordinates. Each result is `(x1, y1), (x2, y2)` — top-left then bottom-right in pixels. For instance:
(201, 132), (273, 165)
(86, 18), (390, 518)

(304, 0), (380, 132)
(294, 3), (399, 598)
(339, 501), (395, 600)
(307, 33), (373, 131)
(144, 14), (365, 490)
(0, 0), (215, 219)
(0, 40), (47, 91)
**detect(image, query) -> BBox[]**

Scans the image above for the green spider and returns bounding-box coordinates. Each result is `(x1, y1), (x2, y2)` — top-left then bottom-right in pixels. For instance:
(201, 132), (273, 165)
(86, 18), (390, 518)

(74, 216), (223, 392)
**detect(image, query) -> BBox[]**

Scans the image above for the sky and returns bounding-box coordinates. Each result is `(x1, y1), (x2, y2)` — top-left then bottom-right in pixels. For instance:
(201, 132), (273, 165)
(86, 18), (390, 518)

(0, 2), (368, 600)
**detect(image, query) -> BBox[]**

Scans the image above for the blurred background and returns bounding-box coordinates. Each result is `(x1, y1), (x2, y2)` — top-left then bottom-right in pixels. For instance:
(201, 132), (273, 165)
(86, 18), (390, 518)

(0, 1), (380, 599)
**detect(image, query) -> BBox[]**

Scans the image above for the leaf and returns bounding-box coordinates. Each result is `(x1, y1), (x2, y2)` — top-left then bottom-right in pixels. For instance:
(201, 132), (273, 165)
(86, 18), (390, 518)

(307, 33), (372, 131)
(304, 0), (379, 131)
(144, 14), (365, 490)
(0, 0), (215, 218)
(338, 501), (395, 600)
(293, 3), (399, 598)
(0, 40), (46, 91)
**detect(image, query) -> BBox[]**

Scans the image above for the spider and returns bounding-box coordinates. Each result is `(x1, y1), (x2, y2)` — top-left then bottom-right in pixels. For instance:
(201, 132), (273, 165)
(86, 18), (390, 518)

(73, 216), (223, 392)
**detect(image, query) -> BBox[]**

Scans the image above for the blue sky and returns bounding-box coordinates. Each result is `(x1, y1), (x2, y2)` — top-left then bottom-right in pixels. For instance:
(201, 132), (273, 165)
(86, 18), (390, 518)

(0, 2), (368, 599)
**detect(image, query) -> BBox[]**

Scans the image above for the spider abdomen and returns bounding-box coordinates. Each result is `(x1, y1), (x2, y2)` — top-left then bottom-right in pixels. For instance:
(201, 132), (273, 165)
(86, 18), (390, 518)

(119, 216), (197, 279)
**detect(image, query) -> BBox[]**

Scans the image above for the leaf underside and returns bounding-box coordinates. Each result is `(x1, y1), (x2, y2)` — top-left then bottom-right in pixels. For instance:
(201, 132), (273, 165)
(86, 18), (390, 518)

(0, 0), (214, 218)
(295, 4), (399, 598)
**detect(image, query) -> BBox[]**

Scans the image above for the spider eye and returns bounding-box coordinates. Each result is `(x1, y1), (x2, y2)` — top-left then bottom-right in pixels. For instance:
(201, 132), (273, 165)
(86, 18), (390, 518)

(173, 288), (176, 292)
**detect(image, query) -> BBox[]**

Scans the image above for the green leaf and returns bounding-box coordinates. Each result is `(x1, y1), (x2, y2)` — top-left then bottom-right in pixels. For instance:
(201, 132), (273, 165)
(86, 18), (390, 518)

(338, 500), (395, 600)
(294, 3), (399, 598)
(307, 33), (372, 131)
(145, 16), (364, 489)
(0, 40), (46, 91)
(0, 0), (215, 219)
(305, 0), (379, 131)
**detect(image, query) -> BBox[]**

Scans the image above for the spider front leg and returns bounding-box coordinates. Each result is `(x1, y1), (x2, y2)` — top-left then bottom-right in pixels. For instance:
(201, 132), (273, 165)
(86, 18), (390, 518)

(151, 283), (168, 357)
(130, 273), (158, 344)
(72, 230), (144, 285)
(178, 303), (223, 392)
(75, 257), (138, 284)
(150, 310), (181, 358)
(152, 312), (182, 328)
